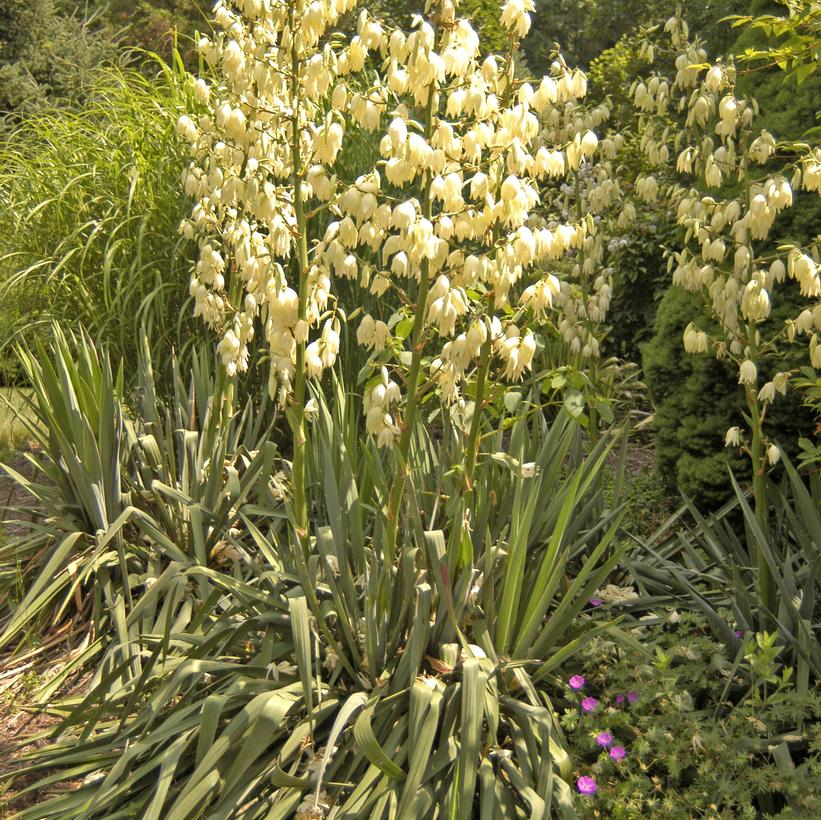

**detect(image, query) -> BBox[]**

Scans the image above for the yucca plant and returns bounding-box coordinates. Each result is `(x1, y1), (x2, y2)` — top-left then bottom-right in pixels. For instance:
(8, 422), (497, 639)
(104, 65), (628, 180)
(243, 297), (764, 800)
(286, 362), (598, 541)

(4, 366), (628, 818)
(0, 329), (279, 696)
(626, 459), (821, 687)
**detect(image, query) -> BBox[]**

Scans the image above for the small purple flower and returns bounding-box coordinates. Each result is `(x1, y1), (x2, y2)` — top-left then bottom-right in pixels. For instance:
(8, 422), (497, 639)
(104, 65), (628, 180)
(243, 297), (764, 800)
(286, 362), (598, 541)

(734, 630), (743, 638)
(568, 675), (586, 690)
(588, 597), (604, 607)
(576, 776), (598, 795)
(610, 746), (627, 761)
(627, 691), (639, 703)
(596, 731), (612, 748)
(581, 696), (599, 713)
(615, 694), (625, 705)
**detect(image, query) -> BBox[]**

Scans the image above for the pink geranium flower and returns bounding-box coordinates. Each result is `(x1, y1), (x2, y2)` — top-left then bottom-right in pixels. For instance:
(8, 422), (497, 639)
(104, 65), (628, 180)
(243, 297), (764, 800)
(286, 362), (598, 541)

(610, 745), (627, 761)
(576, 776), (597, 795)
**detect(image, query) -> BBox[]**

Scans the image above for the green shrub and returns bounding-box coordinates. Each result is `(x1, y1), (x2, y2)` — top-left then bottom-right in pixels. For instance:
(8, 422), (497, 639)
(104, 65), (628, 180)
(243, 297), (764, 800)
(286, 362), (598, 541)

(83, 0), (210, 64)
(0, 57), (203, 386)
(0, 0), (117, 125)
(642, 287), (814, 509)
(642, 288), (746, 508)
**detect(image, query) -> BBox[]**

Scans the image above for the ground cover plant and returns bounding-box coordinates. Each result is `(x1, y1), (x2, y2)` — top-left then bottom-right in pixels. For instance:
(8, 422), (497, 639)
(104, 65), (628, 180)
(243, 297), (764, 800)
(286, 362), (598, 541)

(0, 0), (819, 818)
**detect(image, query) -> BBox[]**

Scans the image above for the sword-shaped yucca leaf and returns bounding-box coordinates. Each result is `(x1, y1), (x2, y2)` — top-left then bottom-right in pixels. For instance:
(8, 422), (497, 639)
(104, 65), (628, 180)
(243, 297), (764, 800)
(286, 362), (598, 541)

(0, 530), (85, 646)
(393, 582), (432, 690)
(142, 732), (197, 820)
(288, 593), (315, 718)
(316, 526), (361, 665)
(312, 691), (368, 807)
(164, 687), (301, 818)
(529, 523), (627, 661)
(499, 756), (546, 819)
(353, 703), (407, 781)
(220, 691), (297, 794)
(495, 474), (542, 654)
(508, 469), (584, 652)
(453, 658), (487, 820)
(397, 682), (441, 812)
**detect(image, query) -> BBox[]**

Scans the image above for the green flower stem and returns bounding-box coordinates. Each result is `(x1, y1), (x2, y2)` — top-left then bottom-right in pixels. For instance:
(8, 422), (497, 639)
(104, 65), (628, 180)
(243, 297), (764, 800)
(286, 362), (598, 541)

(448, 335), (492, 571)
(282, 9), (360, 684)
(464, 337), (492, 509)
(741, 129), (775, 621)
(574, 168), (598, 442)
(746, 330), (776, 620)
(289, 2), (310, 552)
(384, 85), (436, 556)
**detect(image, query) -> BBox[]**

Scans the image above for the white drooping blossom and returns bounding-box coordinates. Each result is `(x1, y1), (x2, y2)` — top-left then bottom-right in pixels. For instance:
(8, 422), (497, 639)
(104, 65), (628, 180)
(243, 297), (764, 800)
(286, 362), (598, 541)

(633, 10), (821, 474)
(179, 0), (362, 401)
(363, 367), (402, 448)
(725, 426), (742, 448)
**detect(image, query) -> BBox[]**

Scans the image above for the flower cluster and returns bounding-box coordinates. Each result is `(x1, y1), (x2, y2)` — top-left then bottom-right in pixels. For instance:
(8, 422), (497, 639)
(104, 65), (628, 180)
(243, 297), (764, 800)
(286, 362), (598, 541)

(318, 1), (606, 444)
(178, 0), (365, 402)
(179, 0), (619, 450)
(531, 75), (629, 361)
(632, 12), (821, 471)
(565, 674), (633, 800)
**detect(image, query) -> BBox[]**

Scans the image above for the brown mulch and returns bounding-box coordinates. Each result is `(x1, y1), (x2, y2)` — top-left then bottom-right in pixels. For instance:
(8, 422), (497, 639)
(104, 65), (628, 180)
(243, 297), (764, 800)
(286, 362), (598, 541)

(0, 445), (87, 815)
(607, 440), (656, 475)
(0, 443), (43, 539)
(0, 657), (90, 816)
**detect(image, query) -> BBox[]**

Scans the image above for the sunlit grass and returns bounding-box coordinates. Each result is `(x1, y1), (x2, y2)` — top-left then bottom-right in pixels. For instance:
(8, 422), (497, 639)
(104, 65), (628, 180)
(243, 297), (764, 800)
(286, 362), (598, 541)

(0, 388), (36, 457)
(0, 54), (202, 381)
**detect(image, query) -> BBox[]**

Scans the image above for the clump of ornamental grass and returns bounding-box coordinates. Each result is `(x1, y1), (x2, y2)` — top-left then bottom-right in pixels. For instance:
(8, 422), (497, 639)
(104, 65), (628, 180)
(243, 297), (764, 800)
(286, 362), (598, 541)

(0, 55), (201, 383)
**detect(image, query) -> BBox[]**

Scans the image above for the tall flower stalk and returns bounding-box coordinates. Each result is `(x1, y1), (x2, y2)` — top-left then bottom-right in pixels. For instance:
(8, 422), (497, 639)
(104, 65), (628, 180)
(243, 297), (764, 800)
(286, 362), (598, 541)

(289, 0), (311, 547)
(384, 83), (437, 558)
(177, 0), (364, 545)
(632, 10), (821, 617)
(179, 0), (614, 590)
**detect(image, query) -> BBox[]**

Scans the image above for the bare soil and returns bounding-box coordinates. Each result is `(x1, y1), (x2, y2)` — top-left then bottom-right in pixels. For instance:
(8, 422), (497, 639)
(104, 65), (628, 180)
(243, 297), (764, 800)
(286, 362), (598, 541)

(0, 443), (85, 815)
(0, 666), (88, 817)
(0, 443), (42, 538)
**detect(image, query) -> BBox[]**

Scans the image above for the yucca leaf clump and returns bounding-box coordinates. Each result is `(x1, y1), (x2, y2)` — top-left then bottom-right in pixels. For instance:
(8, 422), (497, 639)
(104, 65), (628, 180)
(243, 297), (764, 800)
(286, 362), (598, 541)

(0, 329), (631, 817)
(1, 0), (639, 813)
